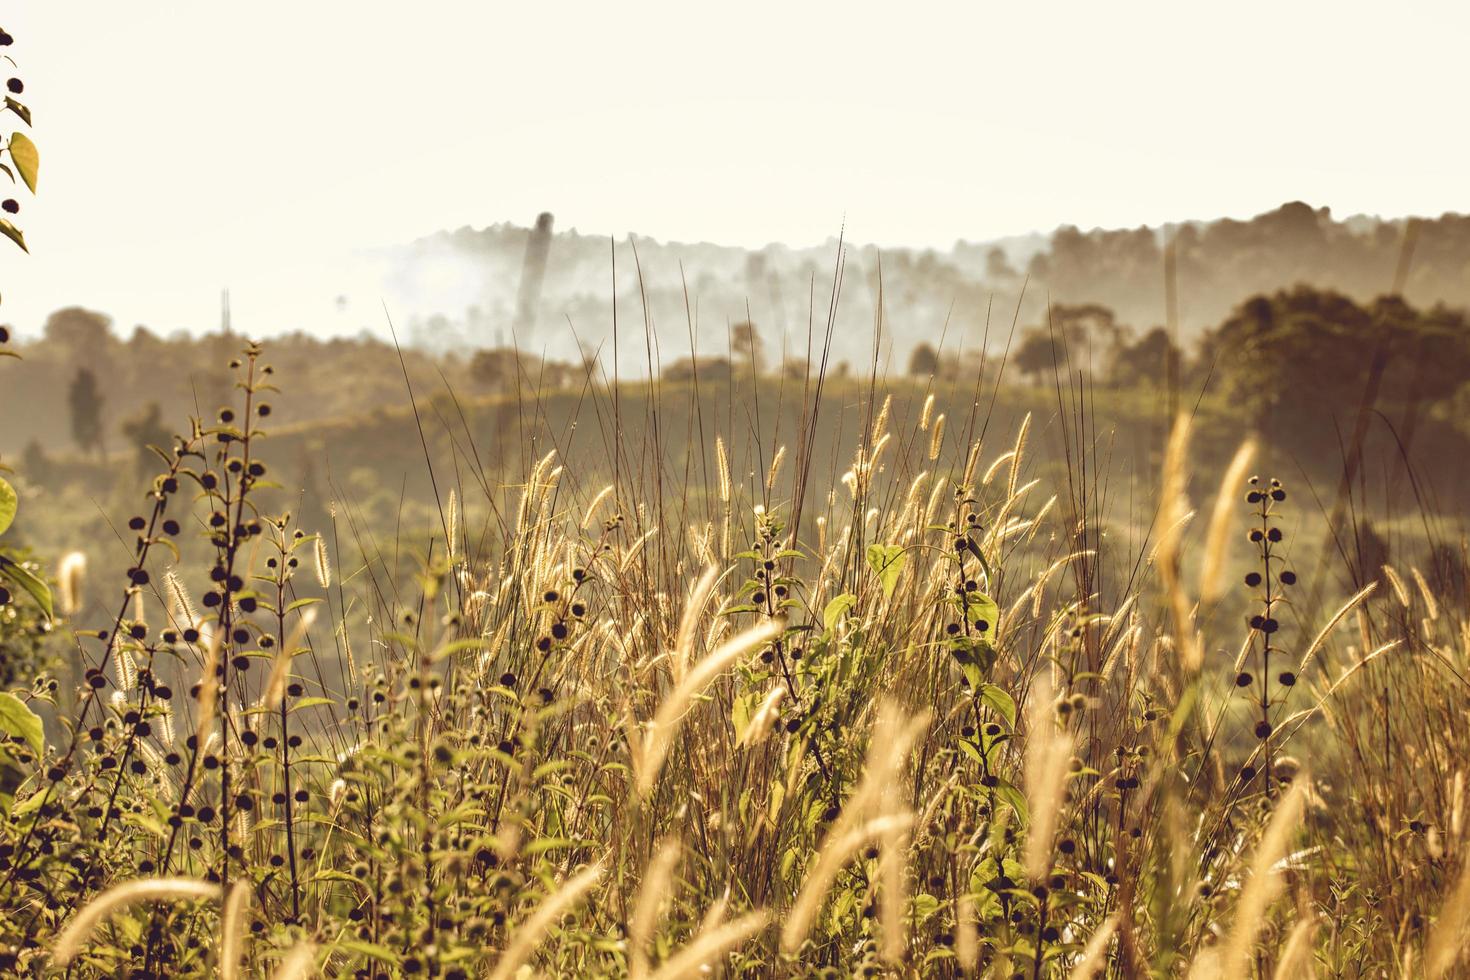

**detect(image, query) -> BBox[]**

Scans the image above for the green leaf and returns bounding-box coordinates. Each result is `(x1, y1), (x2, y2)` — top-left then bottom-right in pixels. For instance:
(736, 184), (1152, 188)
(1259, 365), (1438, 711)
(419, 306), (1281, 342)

(0, 476), (15, 536)
(4, 98), (30, 127)
(866, 544), (907, 599)
(965, 591), (1000, 638)
(0, 754), (25, 817)
(311, 868), (365, 884)
(730, 690), (757, 744)
(332, 939), (399, 966)
(0, 217), (24, 253)
(0, 555), (52, 618)
(978, 684), (1016, 728)
(427, 636), (493, 664)
(0, 692), (44, 754)
(960, 659), (983, 691)
(964, 537), (993, 580)
(7, 131), (37, 192)
(289, 696), (335, 711)
(992, 777), (1029, 824)
(12, 785), (46, 816)
(523, 836), (593, 856)
(822, 593), (857, 632)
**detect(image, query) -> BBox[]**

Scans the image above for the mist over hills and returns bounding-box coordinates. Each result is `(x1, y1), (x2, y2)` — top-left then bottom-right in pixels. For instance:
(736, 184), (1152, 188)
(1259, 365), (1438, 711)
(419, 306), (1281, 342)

(381, 201), (1469, 369)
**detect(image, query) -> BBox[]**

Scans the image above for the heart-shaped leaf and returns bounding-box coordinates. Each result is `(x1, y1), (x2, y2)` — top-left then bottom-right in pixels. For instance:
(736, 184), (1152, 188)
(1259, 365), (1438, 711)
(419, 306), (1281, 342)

(866, 543), (907, 599)
(7, 131), (37, 192)
(0, 476), (15, 535)
(822, 593), (857, 633)
(0, 692), (43, 754)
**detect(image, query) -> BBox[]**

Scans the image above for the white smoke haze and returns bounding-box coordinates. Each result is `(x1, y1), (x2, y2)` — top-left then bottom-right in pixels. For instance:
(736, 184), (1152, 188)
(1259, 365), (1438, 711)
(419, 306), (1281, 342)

(3, 0), (1469, 382)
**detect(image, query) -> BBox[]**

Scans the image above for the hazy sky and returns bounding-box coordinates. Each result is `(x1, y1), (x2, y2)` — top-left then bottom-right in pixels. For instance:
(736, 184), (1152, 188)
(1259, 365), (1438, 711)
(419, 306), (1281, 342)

(2, 2), (1466, 337)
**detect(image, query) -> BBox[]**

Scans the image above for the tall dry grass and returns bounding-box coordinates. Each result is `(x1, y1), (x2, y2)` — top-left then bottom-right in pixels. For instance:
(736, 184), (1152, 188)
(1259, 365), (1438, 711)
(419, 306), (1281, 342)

(0, 330), (1466, 980)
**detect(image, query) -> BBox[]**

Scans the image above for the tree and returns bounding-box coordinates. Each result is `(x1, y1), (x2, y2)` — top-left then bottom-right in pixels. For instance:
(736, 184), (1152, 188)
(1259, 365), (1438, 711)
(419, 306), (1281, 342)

(44, 306), (112, 357)
(470, 348), (521, 392)
(663, 356), (733, 384)
(1111, 327), (1180, 388)
(1051, 303), (1126, 363)
(67, 366), (104, 456)
(730, 321), (764, 374)
(907, 342), (939, 377)
(1014, 304), (1126, 383)
(120, 401), (170, 478)
(20, 439), (49, 485)
(984, 246), (1017, 281)
(1013, 327), (1059, 384)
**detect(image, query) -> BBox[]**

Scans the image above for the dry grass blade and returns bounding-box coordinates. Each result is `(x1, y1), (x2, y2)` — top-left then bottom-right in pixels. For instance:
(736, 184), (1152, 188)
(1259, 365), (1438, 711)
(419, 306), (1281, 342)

(57, 550), (87, 617)
(671, 565), (719, 683)
(955, 892), (978, 974)
(1199, 437), (1256, 603)
(636, 618), (781, 797)
(487, 862), (604, 980)
(445, 487), (459, 564)
(715, 436), (731, 504)
(1426, 853), (1470, 978)
(1007, 412), (1030, 501)
(781, 813), (915, 953)
(1298, 583), (1377, 675)
(878, 814), (909, 964)
(737, 685), (785, 748)
(1024, 677), (1074, 881)
(1271, 913), (1317, 980)
(1158, 413), (1201, 671)
(195, 624), (223, 742)
(313, 535), (332, 589)
(264, 606), (318, 710)
(645, 910), (769, 980)
(928, 413), (945, 460)
(1201, 778), (1308, 979)
(53, 878), (221, 967)
(219, 879), (251, 980)
(268, 941), (318, 980)
(630, 841), (682, 980)
(1068, 914), (1118, 979)
(164, 568), (197, 626)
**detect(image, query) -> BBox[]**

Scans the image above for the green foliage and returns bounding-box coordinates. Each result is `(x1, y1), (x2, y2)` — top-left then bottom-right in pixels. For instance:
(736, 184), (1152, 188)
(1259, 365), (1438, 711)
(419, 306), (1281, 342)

(865, 543), (906, 598)
(1205, 286), (1470, 439)
(6, 130), (36, 194)
(0, 676), (44, 819)
(0, 553), (51, 618)
(822, 592), (856, 632)
(0, 690), (42, 754)
(0, 475), (15, 535)
(1, 29), (36, 276)
(66, 367), (105, 455)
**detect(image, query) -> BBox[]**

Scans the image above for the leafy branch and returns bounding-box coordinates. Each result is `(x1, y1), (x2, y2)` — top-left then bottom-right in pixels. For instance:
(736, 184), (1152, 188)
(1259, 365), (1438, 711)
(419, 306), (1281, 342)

(1, 24), (37, 266)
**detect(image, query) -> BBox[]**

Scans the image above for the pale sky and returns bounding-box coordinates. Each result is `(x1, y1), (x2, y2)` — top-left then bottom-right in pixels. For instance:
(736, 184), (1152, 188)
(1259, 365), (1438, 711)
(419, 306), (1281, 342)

(2, 1), (1466, 338)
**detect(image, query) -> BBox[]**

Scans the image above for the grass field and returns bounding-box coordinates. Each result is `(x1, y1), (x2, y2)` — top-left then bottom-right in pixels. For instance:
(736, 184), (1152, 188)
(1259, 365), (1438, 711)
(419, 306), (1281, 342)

(1, 335), (1468, 979)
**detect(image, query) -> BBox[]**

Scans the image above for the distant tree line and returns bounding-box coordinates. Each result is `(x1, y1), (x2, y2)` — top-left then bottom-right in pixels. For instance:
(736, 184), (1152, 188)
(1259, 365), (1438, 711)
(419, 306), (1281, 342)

(3, 283), (1469, 480)
(389, 202), (1470, 367)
